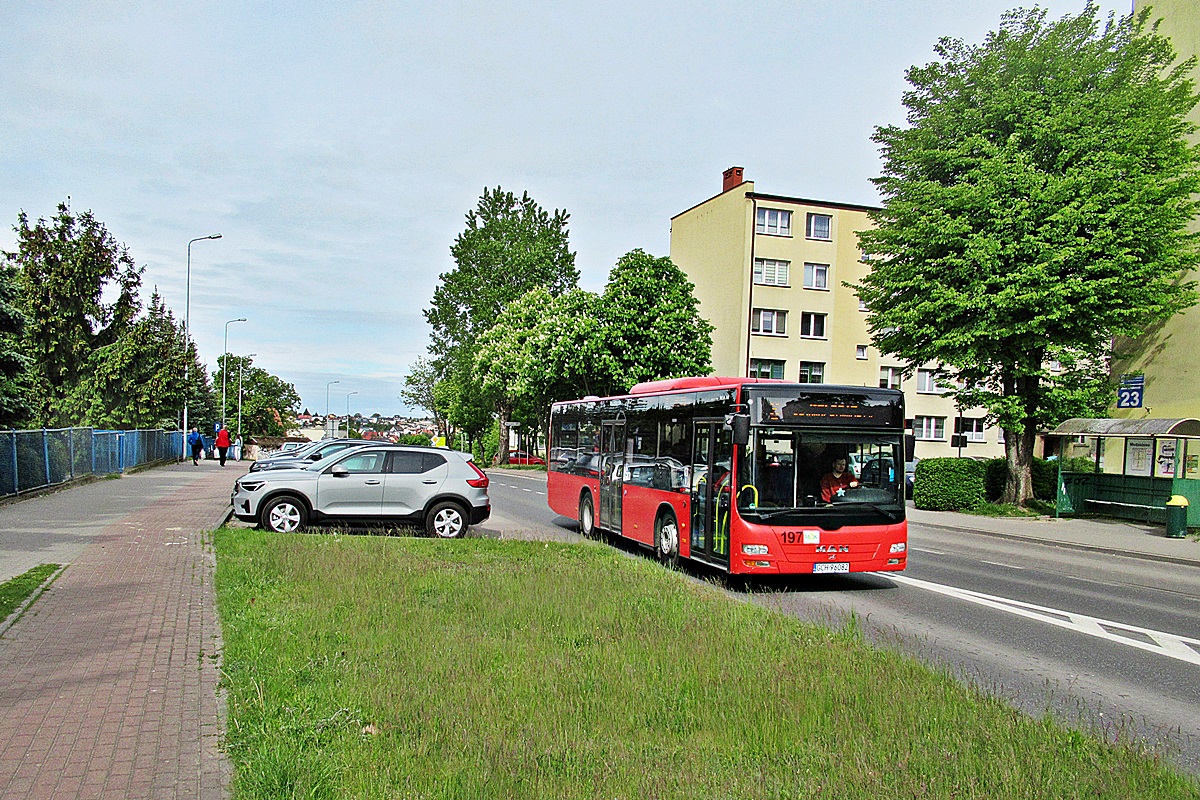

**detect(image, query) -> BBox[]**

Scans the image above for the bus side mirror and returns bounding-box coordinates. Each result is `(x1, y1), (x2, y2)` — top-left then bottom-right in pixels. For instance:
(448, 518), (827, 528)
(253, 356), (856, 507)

(727, 413), (750, 446)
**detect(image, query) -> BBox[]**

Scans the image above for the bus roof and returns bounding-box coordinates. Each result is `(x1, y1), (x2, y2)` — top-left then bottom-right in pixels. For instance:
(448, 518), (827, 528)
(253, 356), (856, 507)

(628, 376), (788, 394)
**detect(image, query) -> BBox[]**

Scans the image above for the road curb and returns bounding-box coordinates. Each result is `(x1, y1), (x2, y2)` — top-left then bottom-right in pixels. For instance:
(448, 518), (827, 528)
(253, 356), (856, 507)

(0, 564), (69, 638)
(911, 519), (1200, 568)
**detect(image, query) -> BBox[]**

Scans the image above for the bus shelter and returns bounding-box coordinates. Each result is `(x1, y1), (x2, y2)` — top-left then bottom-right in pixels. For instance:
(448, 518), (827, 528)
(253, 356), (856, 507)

(1049, 418), (1200, 527)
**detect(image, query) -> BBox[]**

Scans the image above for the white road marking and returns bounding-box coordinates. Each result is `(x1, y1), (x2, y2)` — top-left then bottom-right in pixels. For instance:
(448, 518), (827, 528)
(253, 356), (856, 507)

(913, 547), (946, 555)
(889, 573), (1200, 667)
(979, 560), (1025, 570)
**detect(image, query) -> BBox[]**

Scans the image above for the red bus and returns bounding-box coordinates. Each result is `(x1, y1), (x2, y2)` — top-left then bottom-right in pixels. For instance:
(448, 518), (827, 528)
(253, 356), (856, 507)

(547, 377), (907, 576)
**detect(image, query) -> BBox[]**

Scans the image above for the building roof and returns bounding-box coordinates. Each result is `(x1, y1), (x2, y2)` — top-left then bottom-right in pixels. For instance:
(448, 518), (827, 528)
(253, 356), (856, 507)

(1050, 418), (1200, 437)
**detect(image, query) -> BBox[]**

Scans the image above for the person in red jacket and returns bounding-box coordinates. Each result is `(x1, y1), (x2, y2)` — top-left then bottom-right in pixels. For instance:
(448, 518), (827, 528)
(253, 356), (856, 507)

(215, 425), (232, 467)
(820, 456), (858, 503)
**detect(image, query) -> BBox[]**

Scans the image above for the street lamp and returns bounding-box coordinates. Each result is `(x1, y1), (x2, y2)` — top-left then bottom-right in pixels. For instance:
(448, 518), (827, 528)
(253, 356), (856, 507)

(182, 233), (221, 457)
(237, 353), (257, 445)
(346, 391), (359, 437)
(221, 317), (247, 428)
(326, 380), (341, 436)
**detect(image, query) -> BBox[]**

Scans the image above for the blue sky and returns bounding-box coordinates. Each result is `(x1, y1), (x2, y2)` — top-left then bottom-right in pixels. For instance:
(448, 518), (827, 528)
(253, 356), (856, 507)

(0, 1), (1130, 417)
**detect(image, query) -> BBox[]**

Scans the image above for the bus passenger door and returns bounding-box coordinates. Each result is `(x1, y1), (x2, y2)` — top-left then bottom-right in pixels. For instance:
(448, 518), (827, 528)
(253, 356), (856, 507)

(690, 421), (731, 565)
(599, 420), (625, 533)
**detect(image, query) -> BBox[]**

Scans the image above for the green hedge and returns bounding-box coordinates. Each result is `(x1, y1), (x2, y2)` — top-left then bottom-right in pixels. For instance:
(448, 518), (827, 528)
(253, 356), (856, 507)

(913, 457), (985, 511)
(983, 458), (1058, 502)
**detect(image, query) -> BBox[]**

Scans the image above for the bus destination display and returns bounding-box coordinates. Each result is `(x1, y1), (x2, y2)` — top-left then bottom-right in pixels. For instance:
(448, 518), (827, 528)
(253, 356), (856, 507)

(755, 393), (901, 427)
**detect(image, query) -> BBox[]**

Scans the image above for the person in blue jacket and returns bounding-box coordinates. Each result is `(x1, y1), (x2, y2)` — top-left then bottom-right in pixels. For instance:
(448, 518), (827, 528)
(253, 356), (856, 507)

(187, 428), (204, 466)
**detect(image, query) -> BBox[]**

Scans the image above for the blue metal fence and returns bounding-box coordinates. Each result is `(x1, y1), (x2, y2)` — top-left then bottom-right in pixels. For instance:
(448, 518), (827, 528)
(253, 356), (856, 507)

(0, 428), (184, 498)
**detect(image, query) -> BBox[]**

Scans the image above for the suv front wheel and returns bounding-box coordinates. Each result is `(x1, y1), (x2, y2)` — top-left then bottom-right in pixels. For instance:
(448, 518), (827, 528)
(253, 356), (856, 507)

(426, 501), (468, 539)
(262, 495), (307, 533)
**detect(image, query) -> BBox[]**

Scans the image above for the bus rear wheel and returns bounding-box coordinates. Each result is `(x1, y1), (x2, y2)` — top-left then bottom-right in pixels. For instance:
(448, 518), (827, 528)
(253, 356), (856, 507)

(655, 511), (680, 568)
(578, 492), (597, 538)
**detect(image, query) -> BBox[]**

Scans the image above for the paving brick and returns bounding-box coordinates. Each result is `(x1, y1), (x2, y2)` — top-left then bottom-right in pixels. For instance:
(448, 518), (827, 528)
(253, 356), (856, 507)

(0, 463), (238, 799)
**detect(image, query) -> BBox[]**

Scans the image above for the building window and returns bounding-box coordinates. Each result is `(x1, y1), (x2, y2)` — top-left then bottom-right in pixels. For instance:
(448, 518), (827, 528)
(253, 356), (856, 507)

(799, 312), (826, 338)
(798, 361), (825, 383)
(957, 417), (986, 442)
(914, 416), (946, 440)
(856, 345), (868, 360)
(803, 262), (829, 290)
(756, 208), (792, 236)
(917, 369), (950, 394)
(879, 366), (902, 390)
(806, 213), (832, 240)
(750, 359), (785, 379)
(751, 308), (787, 336)
(859, 297), (868, 312)
(753, 258), (790, 286)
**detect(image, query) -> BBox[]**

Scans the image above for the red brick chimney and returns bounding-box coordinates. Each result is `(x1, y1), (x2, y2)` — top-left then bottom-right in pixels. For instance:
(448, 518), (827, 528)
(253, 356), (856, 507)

(722, 166), (745, 192)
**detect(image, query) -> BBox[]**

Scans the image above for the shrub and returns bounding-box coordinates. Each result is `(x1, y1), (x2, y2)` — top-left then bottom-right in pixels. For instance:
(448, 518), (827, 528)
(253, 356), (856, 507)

(1060, 455), (1096, 473)
(984, 457), (1058, 502)
(913, 457), (985, 511)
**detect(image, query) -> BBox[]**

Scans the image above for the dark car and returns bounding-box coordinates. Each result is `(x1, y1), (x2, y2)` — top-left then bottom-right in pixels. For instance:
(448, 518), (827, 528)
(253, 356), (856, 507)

(249, 438), (369, 472)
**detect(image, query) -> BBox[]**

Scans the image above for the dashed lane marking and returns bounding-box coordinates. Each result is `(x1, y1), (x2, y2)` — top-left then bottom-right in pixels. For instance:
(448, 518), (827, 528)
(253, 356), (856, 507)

(890, 573), (1200, 667)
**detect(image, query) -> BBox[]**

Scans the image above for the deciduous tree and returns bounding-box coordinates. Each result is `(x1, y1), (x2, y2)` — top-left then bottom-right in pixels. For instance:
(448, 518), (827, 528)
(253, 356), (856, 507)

(214, 355), (301, 438)
(855, 4), (1200, 504)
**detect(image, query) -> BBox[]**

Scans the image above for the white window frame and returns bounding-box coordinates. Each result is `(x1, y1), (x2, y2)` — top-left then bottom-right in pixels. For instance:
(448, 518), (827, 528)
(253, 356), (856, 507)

(798, 361), (825, 384)
(806, 213), (832, 240)
(916, 369), (950, 394)
(856, 345), (868, 360)
(803, 262), (829, 290)
(959, 417), (986, 442)
(753, 258), (790, 287)
(799, 311), (826, 339)
(859, 297), (868, 312)
(914, 416), (946, 441)
(756, 208), (792, 237)
(751, 308), (788, 336)
(879, 367), (902, 390)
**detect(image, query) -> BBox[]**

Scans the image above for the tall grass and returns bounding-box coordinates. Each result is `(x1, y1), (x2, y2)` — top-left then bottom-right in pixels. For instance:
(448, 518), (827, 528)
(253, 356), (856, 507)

(215, 531), (1198, 799)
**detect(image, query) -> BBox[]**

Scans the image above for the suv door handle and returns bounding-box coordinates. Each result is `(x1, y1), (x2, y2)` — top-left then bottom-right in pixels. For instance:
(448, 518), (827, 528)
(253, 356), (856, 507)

(422, 479), (438, 484)
(365, 479), (381, 485)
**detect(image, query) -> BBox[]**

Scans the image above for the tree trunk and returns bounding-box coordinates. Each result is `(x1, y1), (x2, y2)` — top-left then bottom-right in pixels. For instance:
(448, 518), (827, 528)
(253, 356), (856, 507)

(1001, 426), (1036, 506)
(497, 405), (511, 465)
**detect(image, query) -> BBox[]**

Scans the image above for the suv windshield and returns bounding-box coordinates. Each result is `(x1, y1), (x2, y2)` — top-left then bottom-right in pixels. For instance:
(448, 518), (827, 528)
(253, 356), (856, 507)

(736, 429), (904, 524)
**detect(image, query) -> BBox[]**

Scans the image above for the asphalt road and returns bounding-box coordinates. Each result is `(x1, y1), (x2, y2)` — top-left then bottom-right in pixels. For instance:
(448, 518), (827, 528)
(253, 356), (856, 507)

(483, 469), (1200, 774)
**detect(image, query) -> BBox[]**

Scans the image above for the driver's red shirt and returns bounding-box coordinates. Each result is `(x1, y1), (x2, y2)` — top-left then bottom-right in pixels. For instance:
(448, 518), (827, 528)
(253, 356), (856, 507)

(820, 470), (858, 502)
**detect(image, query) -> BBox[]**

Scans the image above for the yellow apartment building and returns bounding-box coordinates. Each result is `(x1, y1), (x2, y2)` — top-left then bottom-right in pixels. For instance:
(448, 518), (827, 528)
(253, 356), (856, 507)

(670, 167), (1005, 461)
(1116, 0), (1200, 419)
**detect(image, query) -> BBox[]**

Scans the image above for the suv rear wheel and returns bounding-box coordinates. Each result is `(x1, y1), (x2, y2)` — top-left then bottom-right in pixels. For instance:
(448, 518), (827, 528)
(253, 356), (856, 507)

(262, 495), (307, 533)
(426, 501), (468, 538)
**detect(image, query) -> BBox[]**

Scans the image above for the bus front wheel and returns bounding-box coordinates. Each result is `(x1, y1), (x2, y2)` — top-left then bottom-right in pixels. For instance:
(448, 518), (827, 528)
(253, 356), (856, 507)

(578, 492), (597, 538)
(655, 511), (679, 568)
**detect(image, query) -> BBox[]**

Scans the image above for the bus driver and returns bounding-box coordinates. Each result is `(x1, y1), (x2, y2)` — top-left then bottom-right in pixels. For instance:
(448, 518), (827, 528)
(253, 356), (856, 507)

(820, 456), (859, 502)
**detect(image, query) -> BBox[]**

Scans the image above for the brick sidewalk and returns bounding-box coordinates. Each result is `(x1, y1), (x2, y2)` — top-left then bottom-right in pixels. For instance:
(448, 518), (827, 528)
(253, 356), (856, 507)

(0, 466), (237, 799)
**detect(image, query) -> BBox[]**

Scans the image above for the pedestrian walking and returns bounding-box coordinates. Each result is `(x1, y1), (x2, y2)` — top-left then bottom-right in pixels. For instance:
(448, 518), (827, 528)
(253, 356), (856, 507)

(187, 428), (203, 466)
(215, 425), (232, 467)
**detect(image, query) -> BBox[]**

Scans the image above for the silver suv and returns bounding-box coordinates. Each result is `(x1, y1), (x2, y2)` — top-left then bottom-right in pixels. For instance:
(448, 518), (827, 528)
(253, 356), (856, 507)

(232, 444), (490, 538)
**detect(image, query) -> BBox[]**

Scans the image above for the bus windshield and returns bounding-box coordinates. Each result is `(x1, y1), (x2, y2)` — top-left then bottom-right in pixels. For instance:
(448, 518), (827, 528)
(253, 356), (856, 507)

(736, 428), (904, 523)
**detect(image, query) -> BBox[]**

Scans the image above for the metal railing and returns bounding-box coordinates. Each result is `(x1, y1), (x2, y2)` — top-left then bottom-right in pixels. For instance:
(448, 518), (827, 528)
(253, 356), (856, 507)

(0, 428), (184, 498)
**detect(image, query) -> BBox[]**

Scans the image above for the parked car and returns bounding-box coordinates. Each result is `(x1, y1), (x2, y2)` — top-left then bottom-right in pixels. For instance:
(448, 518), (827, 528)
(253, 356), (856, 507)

(249, 438), (369, 472)
(277, 441), (308, 454)
(497, 450), (545, 466)
(232, 444), (491, 537)
(905, 459), (919, 499)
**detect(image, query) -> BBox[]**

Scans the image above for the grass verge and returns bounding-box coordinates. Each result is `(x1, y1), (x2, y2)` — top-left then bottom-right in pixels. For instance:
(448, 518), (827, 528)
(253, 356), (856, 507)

(0, 563), (62, 622)
(215, 531), (1199, 799)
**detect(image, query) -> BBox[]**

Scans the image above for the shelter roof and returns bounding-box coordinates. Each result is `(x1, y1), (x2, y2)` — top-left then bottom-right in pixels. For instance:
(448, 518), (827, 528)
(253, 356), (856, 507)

(1050, 418), (1200, 437)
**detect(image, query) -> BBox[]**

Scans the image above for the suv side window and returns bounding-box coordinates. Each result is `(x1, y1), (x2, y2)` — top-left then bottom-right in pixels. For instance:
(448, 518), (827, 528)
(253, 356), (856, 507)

(334, 451), (386, 474)
(389, 451), (446, 474)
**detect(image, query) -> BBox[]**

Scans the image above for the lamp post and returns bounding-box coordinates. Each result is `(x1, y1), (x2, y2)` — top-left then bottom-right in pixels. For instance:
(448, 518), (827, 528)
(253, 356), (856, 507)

(237, 353), (257, 444)
(221, 317), (247, 429)
(182, 233), (221, 457)
(346, 391), (359, 438)
(326, 380), (340, 437)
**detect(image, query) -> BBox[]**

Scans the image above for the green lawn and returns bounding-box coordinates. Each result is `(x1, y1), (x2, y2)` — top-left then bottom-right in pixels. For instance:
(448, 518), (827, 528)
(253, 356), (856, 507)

(0, 563), (61, 622)
(214, 531), (1199, 799)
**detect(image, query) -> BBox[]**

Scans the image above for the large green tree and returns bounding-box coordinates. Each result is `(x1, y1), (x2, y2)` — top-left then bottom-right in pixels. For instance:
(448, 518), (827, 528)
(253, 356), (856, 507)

(66, 291), (195, 429)
(6, 202), (142, 426)
(855, 4), (1200, 504)
(0, 263), (31, 427)
(214, 355), (301, 438)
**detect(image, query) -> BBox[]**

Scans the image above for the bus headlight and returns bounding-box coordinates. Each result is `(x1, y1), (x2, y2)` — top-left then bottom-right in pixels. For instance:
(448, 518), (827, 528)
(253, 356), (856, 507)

(890, 542), (906, 554)
(742, 544), (769, 555)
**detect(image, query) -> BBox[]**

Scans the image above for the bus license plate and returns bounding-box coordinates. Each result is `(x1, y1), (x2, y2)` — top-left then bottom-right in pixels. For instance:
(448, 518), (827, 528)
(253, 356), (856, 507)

(813, 562), (850, 574)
